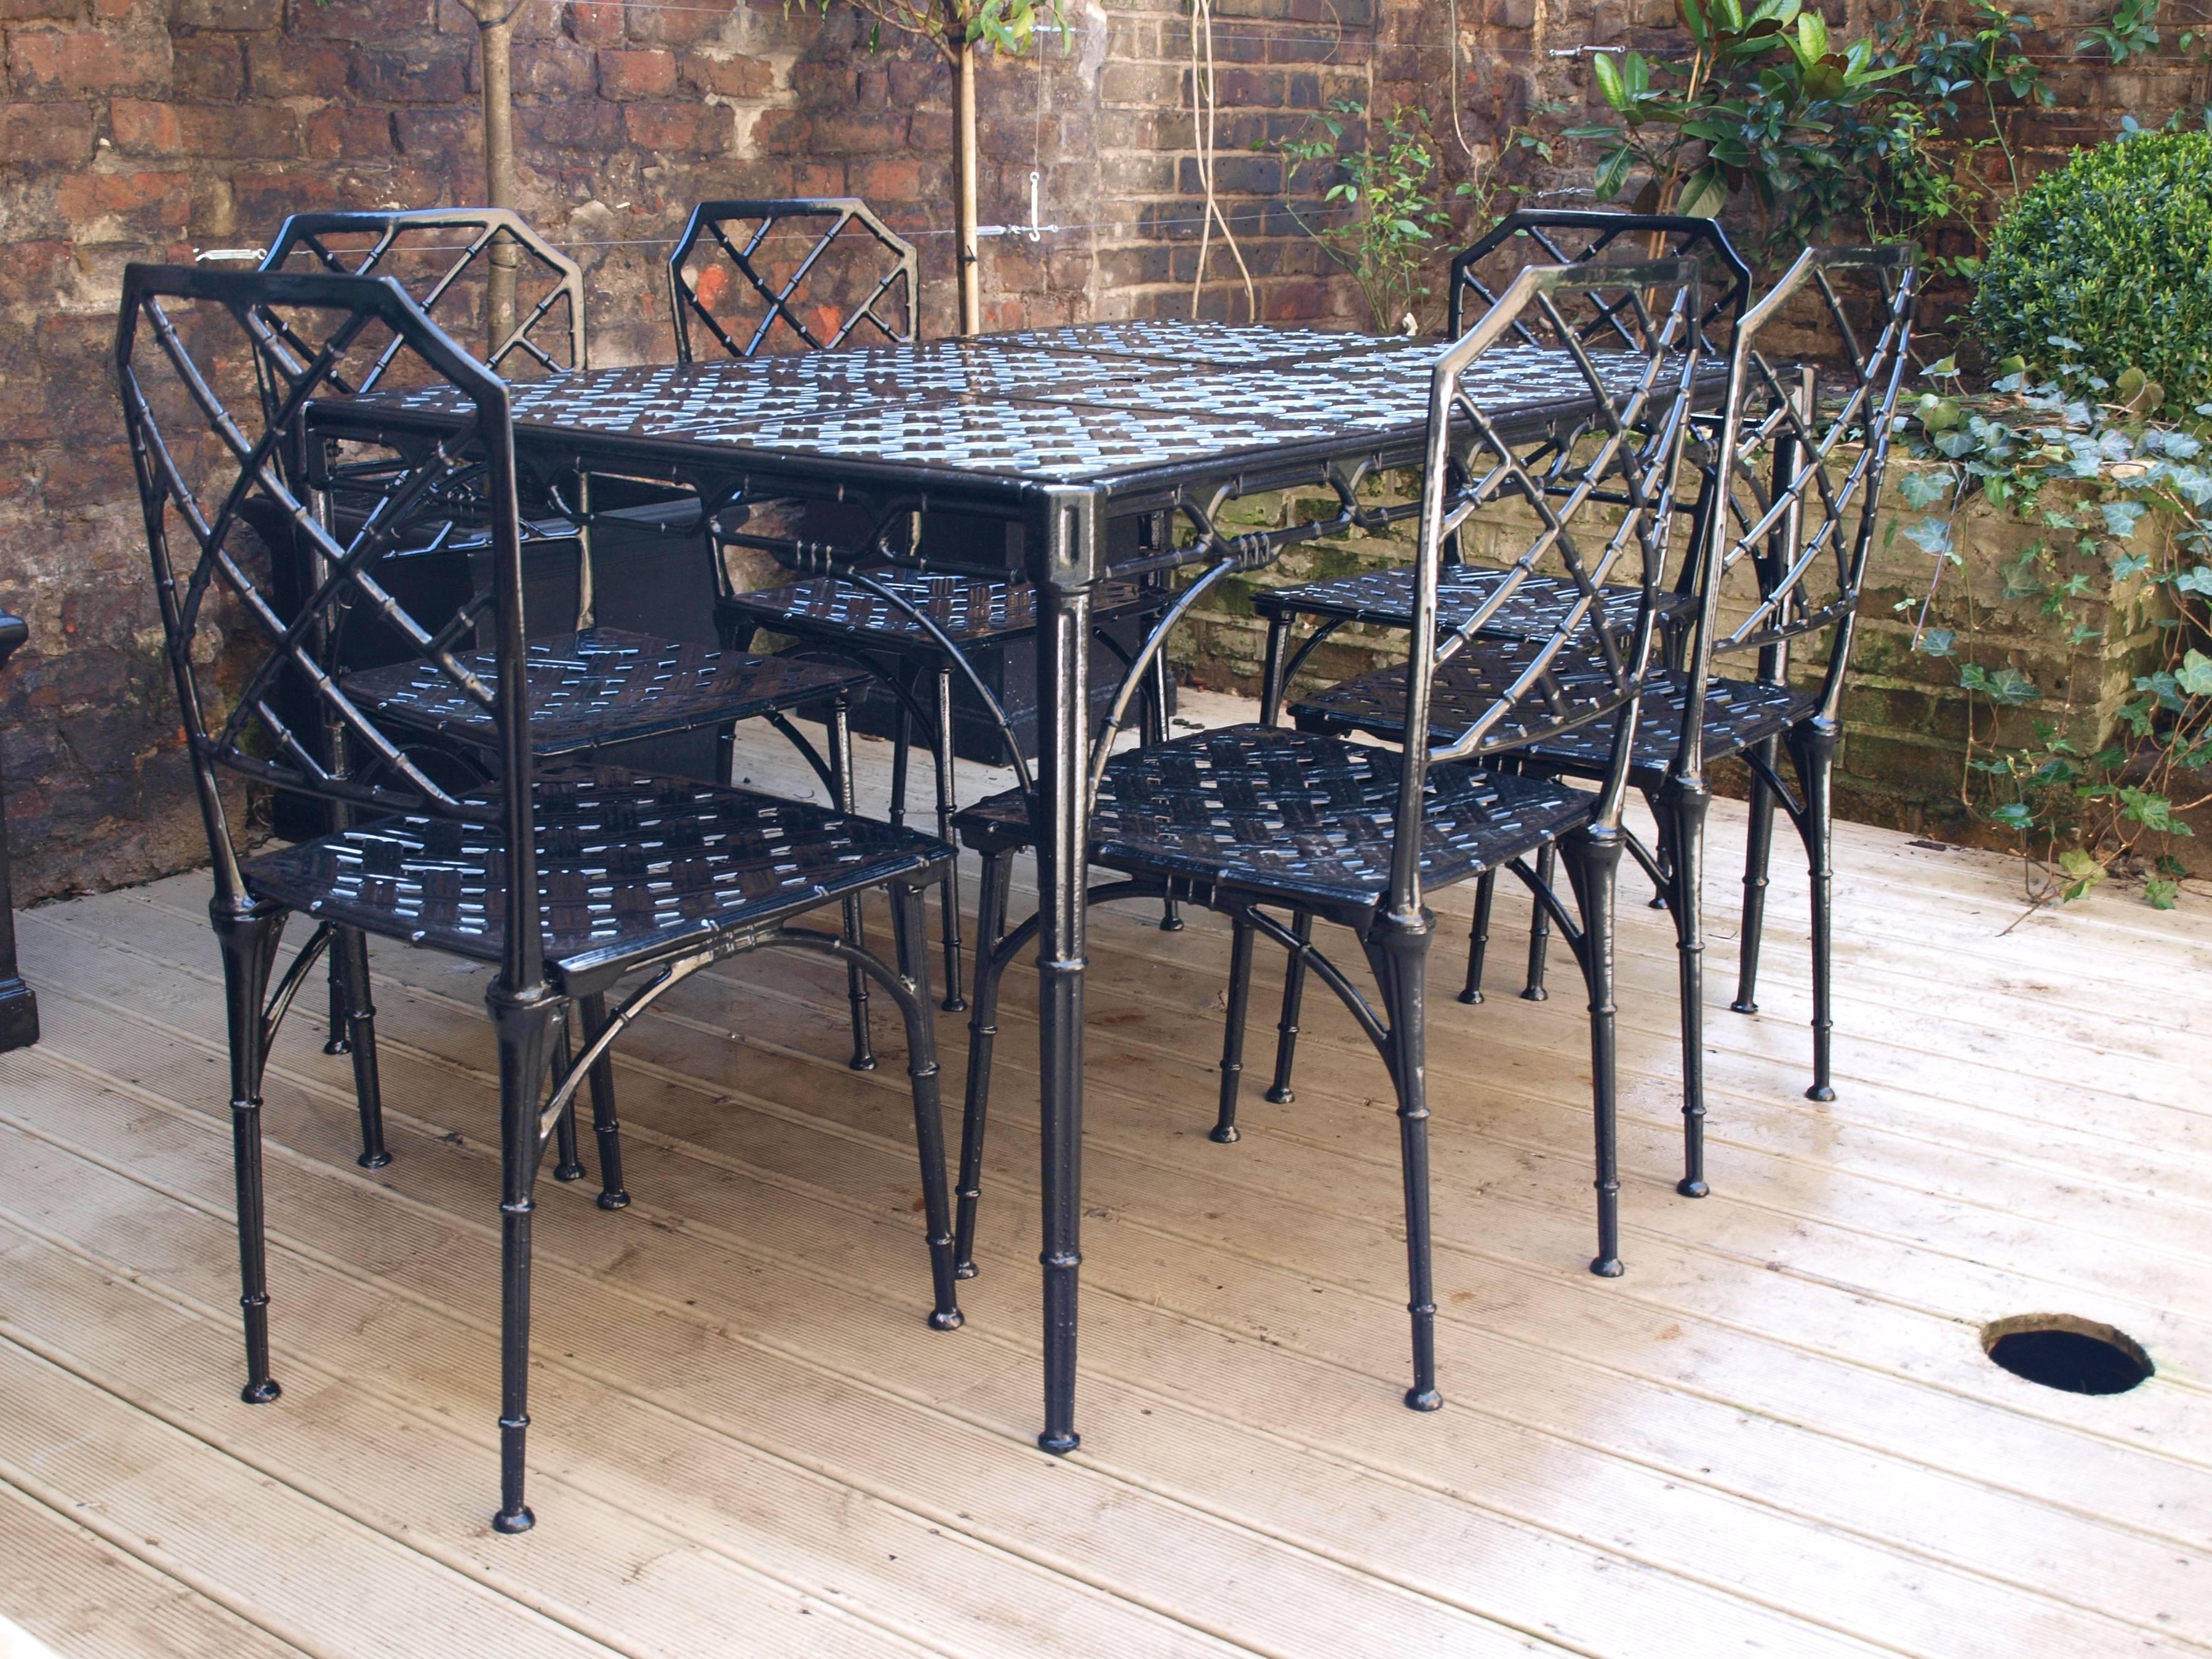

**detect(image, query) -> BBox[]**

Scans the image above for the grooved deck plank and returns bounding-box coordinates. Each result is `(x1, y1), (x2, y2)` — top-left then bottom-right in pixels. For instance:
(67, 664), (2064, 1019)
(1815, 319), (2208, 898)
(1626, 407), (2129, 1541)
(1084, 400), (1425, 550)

(4, 695), (2208, 1659)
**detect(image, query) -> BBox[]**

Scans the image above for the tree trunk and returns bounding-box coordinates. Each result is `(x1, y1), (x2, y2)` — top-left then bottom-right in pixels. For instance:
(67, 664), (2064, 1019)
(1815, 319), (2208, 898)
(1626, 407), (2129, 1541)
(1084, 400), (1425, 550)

(953, 36), (980, 336)
(476, 5), (519, 355)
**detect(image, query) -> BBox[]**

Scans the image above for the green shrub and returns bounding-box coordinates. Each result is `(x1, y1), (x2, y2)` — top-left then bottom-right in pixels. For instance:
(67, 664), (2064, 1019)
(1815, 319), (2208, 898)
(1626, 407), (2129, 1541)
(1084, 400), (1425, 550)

(1971, 129), (2212, 409)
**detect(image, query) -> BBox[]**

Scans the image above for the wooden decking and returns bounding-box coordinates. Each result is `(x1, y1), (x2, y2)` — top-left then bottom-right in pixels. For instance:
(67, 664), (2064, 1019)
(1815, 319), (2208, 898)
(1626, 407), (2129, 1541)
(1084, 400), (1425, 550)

(2, 695), (2209, 1659)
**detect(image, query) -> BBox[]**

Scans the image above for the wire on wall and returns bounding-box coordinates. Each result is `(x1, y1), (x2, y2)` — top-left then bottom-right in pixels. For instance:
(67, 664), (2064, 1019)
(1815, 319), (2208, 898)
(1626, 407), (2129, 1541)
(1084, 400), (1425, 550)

(1188, 0), (1256, 323)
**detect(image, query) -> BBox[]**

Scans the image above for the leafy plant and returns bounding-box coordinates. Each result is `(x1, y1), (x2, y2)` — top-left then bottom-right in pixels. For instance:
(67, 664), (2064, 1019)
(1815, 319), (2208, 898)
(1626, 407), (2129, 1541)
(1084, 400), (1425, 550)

(1896, 356), (2212, 908)
(1971, 129), (2212, 410)
(1272, 101), (1543, 334)
(1566, 0), (2061, 266)
(1566, 0), (1901, 250)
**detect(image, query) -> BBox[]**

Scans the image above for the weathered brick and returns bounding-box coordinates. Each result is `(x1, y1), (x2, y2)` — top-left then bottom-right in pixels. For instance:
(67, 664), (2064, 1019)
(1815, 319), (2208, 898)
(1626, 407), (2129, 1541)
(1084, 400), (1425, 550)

(681, 49), (772, 97)
(517, 99), (623, 150)
(305, 105), (393, 159)
(350, 42), (471, 103)
(245, 38), (347, 98)
(108, 96), (180, 153)
(0, 97), (94, 162)
(169, 0), (281, 30)
(55, 166), (190, 235)
(513, 39), (594, 97)
(596, 46), (674, 97)
(8, 26), (169, 94)
(175, 100), (298, 158)
(565, 0), (625, 46)
(623, 99), (731, 153)
(171, 38), (246, 100)
(393, 106), (476, 156)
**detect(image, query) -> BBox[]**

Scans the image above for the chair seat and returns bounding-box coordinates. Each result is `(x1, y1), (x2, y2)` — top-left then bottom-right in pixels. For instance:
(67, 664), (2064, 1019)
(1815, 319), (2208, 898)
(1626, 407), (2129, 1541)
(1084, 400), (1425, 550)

(1291, 634), (1639, 756)
(340, 627), (870, 758)
(1254, 564), (1693, 638)
(244, 764), (951, 994)
(1519, 671), (1816, 778)
(953, 725), (1592, 915)
(721, 573), (1165, 654)
(1293, 651), (1814, 782)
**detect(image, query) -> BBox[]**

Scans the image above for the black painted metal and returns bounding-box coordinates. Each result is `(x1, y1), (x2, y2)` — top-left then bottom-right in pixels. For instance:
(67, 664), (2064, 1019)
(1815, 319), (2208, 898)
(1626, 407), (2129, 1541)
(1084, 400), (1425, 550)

(1447, 209), (1754, 349)
(1288, 246), (1918, 1190)
(0, 610), (39, 1052)
(117, 265), (964, 1532)
(309, 306), (1723, 1457)
(945, 262), (1704, 1404)
(668, 198), (918, 364)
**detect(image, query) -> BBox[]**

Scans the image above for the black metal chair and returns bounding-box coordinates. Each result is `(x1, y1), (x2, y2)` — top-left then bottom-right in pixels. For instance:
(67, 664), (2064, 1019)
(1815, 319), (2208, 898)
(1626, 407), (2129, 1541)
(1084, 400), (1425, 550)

(946, 260), (1704, 1415)
(1248, 214), (1755, 1026)
(671, 199), (1178, 1011)
(1280, 246), (1919, 1196)
(257, 209), (891, 1160)
(116, 263), (964, 1533)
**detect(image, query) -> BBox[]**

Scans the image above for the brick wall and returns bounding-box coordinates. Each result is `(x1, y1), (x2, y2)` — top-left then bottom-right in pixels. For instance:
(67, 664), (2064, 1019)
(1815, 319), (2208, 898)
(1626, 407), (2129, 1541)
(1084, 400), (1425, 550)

(2, 0), (2204, 898)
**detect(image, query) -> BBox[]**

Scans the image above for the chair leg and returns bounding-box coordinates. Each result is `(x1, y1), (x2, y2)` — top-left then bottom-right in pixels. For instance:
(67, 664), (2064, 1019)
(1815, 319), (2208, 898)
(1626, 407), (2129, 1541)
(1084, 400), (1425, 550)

(1212, 914), (1256, 1143)
(1521, 841), (1555, 1001)
(1731, 734), (1779, 1014)
(1264, 910), (1312, 1105)
(322, 946), (349, 1055)
(580, 991), (629, 1210)
(829, 697), (877, 1071)
(212, 898), (287, 1408)
(1656, 776), (1712, 1198)
(1366, 910), (1440, 1411)
(1788, 720), (1840, 1103)
(953, 850), (1013, 1279)
(1146, 645), (1183, 932)
(1457, 871), (1495, 1005)
(1558, 826), (1626, 1277)
(331, 925), (389, 1169)
(488, 982), (564, 1535)
(932, 666), (967, 1012)
(1647, 809), (1674, 909)
(890, 877), (964, 1329)
(549, 1017), (586, 1184)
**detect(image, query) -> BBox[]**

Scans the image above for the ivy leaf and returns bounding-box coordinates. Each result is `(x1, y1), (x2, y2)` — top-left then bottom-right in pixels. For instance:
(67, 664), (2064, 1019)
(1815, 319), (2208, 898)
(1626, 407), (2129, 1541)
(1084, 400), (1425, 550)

(1896, 470), (1950, 510)
(2058, 847), (2106, 902)
(1961, 663), (2040, 704)
(2119, 788), (2189, 834)
(1917, 628), (1956, 657)
(2144, 877), (2180, 909)
(2099, 500), (2147, 539)
(1901, 515), (1954, 556)
(2175, 649), (2212, 697)
(2174, 565), (2212, 597)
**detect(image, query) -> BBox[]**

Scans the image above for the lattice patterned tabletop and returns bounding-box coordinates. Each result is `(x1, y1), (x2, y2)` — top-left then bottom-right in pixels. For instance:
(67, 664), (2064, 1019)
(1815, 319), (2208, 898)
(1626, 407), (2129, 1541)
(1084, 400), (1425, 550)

(340, 320), (1645, 487)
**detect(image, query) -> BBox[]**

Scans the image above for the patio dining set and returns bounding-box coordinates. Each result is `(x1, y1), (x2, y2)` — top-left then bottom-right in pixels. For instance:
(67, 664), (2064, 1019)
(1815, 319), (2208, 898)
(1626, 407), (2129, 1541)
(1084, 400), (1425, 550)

(111, 197), (1916, 1532)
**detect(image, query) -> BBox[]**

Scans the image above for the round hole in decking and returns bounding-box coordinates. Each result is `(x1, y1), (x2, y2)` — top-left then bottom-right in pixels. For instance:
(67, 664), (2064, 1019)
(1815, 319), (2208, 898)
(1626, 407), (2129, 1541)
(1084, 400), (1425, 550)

(1980, 1314), (2153, 1396)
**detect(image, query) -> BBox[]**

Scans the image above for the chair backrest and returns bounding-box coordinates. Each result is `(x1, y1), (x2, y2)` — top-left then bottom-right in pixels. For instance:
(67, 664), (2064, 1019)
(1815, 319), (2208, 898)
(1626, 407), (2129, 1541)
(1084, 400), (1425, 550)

(1448, 210), (1752, 355)
(116, 263), (546, 986)
(1680, 244), (1917, 773)
(668, 198), (919, 362)
(1391, 257), (1706, 914)
(260, 209), (586, 388)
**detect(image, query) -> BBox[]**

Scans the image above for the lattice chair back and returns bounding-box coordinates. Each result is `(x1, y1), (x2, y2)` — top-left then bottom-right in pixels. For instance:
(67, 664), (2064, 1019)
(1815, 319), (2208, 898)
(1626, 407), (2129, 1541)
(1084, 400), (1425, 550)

(1392, 258), (1704, 913)
(668, 198), (919, 362)
(1449, 210), (1752, 358)
(260, 209), (586, 389)
(116, 264), (547, 986)
(1682, 245), (1917, 772)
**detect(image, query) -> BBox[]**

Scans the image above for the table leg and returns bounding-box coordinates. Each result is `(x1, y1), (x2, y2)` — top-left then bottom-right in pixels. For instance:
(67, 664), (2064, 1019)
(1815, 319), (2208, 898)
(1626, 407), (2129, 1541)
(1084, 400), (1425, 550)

(1033, 487), (1098, 1456)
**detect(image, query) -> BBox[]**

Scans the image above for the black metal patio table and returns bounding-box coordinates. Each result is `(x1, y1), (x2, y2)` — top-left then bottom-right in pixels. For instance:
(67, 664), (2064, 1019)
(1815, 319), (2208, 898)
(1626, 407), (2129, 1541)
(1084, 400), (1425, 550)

(311, 316), (1656, 1454)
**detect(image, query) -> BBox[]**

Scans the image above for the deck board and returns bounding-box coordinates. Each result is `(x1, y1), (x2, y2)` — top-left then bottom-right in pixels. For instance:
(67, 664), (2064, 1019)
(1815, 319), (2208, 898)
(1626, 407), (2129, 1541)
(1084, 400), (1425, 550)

(3, 695), (2209, 1659)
